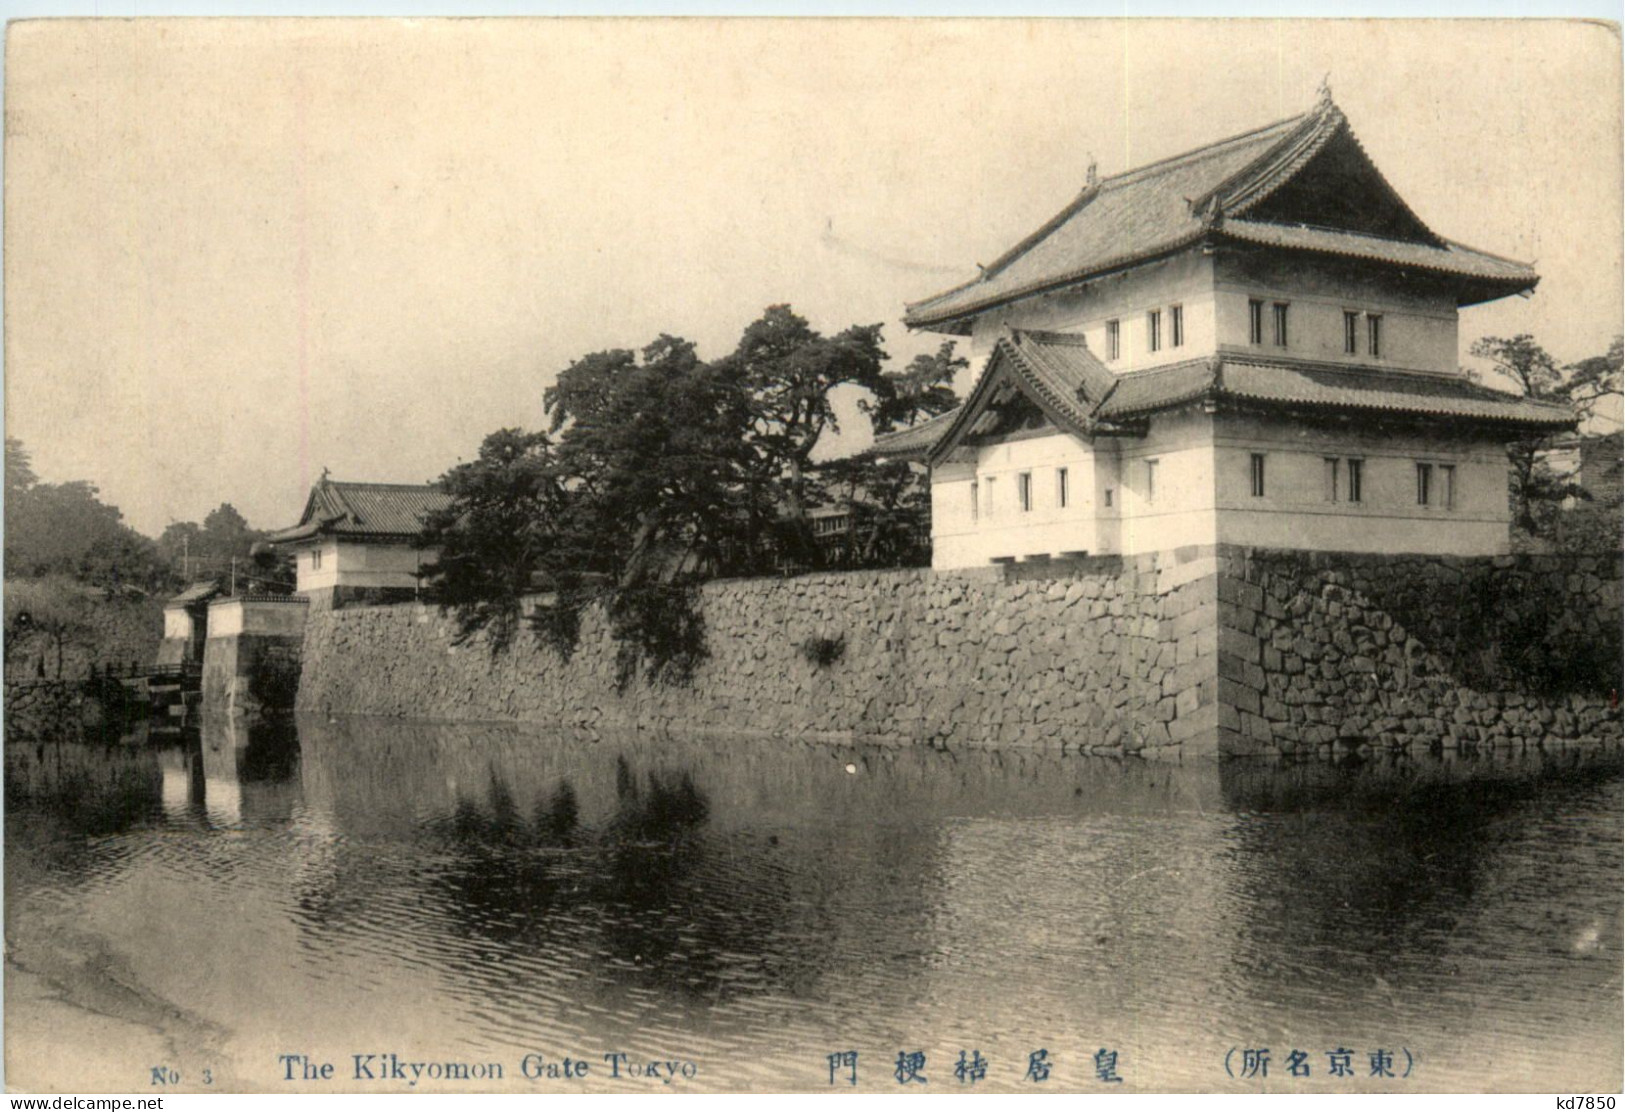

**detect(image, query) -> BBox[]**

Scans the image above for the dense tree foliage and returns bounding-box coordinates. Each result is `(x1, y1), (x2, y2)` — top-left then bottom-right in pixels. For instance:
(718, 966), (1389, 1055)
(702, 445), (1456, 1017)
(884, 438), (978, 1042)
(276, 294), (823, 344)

(547, 334), (759, 587)
(813, 455), (933, 570)
(1469, 334), (1623, 548)
(5, 438), (291, 600)
(157, 502), (288, 590)
(862, 340), (966, 434)
(1561, 336), (1625, 422)
(419, 307), (963, 676)
(4, 575), (97, 678)
(4, 439), (171, 591)
(718, 306), (889, 564)
(419, 429), (570, 651)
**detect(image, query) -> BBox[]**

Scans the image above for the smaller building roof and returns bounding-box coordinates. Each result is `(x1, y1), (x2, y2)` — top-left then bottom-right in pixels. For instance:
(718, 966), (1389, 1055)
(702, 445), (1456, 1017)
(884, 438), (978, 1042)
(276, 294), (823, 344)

(166, 581), (223, 608)
(868, 407), (964, 461)
(266, 478), (451, 544)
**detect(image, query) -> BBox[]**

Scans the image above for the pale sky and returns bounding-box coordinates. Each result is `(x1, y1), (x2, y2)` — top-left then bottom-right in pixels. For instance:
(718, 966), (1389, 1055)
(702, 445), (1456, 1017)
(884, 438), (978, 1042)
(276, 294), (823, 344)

(5, 18), (1621, 537)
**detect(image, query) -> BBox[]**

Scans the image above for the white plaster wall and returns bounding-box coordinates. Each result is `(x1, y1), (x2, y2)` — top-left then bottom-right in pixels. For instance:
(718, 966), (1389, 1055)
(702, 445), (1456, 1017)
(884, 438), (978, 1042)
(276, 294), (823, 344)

(163, 607), (193, 640)
(930, 432), (1104, 568)
(1213, 253), (1459, 374)
(956, 249), (1463, 387)
(295, 539), (341, 593)
(1211, 413), (1513, 555)
(207, 600), (245, 638)
(337, 541), (435, 590)
(1114, 407), (1219, 555)
(294, 539), (434, 593)
(206, 598), (310, 638)
(929, 410), (1218, 567)
(968, 253), (1218, 375)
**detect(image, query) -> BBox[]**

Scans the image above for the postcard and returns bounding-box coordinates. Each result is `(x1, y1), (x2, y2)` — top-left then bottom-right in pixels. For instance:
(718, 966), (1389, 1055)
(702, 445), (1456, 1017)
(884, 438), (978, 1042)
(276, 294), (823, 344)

(4, 16), (1621, 1098)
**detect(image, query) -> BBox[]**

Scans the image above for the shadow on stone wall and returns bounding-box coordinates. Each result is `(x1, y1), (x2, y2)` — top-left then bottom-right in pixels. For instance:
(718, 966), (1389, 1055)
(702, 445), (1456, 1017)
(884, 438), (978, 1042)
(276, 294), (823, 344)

(1216, 549), (1624, 757)
(1252, 551), (1622, 697)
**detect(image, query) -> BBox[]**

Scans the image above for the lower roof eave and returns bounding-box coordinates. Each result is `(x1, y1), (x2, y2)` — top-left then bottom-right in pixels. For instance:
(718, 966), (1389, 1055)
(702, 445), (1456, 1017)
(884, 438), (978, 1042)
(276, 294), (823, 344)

(263, 523), (321, 544)
(1212, 395), (1577, 434)
(267, 527), (431, 546)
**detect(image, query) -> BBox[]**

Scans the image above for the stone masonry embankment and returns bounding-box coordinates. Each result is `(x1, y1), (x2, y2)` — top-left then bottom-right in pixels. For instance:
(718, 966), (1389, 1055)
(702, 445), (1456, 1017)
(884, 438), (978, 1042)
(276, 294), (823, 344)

(298, 550), (1222, 757)
(296, 546), (1623, 757)
(1213, 549), (1622, 756)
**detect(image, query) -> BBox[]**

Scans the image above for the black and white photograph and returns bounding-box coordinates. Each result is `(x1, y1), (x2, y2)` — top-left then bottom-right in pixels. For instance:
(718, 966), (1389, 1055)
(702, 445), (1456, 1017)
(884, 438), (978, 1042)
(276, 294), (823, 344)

(3, 15), (1621, 1096)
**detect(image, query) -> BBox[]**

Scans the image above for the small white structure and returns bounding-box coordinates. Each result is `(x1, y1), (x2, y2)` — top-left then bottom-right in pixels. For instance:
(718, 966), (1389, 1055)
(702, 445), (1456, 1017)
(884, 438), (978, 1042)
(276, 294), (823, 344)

(266, 478), (449, 606)
(157, 581), (223, 665)
(880, 91), (1576, 568)
(204, 594), (312, 638)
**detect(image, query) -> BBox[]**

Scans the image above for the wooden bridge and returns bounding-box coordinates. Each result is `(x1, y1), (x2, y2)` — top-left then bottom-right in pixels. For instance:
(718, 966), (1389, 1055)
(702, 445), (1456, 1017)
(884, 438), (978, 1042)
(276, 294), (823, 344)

(106, 661), (203, 727)
(4, 661), (204, 741)
(62, 661), (200, 720)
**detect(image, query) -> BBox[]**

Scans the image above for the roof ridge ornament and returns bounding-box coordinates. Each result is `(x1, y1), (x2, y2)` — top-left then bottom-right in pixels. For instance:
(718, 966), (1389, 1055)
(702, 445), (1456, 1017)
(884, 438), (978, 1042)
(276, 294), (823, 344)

(1316, 74), (1333, 109)
(905, 89), (1536, 332)
(1085, 154), (1098, 188)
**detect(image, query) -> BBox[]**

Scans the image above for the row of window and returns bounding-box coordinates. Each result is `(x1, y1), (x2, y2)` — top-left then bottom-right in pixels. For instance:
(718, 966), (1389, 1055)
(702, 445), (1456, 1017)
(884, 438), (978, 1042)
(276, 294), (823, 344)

(968, 457), (1457, 517)
(1243, 454), (1453, 506)
(1246, 299), (1384, 356)
(970, 468), (1114, 520)
(1105, 301), (1385, 360)
(1248, 300), (1291, 347)
(1105, 305), (1184, 361)
(1343, 310), (1383, 357)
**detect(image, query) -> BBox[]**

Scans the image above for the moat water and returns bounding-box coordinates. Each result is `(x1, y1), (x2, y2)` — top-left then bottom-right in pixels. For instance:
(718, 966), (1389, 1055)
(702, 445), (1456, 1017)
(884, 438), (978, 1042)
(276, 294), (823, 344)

(4, 716), (1621, 1092)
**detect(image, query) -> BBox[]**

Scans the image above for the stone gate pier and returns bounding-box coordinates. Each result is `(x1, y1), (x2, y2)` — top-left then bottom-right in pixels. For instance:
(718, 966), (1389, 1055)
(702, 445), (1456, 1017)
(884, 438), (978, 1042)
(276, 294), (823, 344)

(201, 595), (309, 717)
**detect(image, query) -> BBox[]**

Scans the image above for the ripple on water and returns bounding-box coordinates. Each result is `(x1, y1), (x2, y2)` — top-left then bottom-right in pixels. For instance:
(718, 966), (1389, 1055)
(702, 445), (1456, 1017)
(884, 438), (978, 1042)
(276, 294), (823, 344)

(4, 727), (1620, 1092)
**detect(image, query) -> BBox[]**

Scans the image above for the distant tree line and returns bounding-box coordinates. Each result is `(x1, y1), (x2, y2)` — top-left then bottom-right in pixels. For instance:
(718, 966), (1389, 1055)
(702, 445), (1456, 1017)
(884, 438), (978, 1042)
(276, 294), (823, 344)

(4, 437), (293, 676)
(5, 438), (171, 593)
(419, 304), (963, 682)
(6, 437), (292, 596)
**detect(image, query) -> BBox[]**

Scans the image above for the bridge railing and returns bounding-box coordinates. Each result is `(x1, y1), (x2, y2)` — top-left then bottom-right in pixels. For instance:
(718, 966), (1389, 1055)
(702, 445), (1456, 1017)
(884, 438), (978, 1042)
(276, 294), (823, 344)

(5, 659), (203, 689)
(83, 660), (202, 682)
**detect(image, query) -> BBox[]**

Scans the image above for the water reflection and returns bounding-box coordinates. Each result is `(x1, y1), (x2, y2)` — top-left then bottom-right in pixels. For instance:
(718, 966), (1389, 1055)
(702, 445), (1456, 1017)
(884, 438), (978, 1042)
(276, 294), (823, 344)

(3, 717), (1619, 1093)
(5, 738), (165, 838)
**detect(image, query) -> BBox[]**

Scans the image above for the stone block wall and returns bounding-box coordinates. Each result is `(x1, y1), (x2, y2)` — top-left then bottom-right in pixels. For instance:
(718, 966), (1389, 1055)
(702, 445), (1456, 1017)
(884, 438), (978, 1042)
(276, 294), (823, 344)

(296, 549), (1225, 758)
(202, 634), (304, 717)
(4, 588), (165, 679)
(1212, 549), (1623, 756)
(294, 546), (1623, 758)
(3, 680), (82, 742)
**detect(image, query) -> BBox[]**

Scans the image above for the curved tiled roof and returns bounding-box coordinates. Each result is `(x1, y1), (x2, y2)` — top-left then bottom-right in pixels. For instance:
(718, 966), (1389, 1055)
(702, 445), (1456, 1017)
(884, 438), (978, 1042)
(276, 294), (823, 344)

(166, 581), (224, 607)
(903, 330), (1575, 462)
(997, 329), (1116, 433)
(868, 406), (963, 460)
(1216, 358), (1576, 427)
(905, 96), (1538, 332)
(923, 329), (1122, 465)
(906, 114), (1302, 331)
(1095, 359), (1219, 418)
(1218, 220), (1536, 283)
(266, 479), (451, 543)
